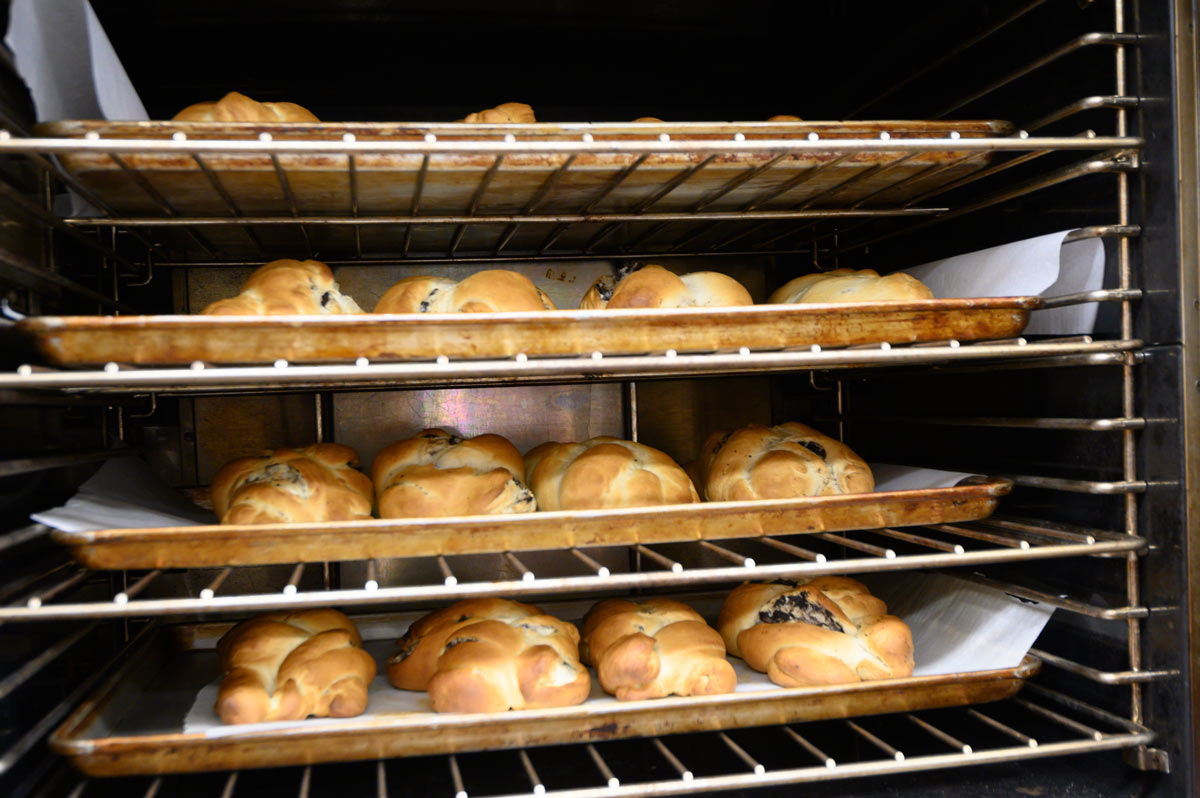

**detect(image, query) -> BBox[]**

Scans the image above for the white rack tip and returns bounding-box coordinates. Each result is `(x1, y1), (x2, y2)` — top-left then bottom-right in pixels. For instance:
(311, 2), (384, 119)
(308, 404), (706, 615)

(884, 549), (897, 559)
(894, 752), (905, 762)
(743, 558), (756, 568)
(949, 339), (961, 348)
(172, 131), (187, 141)
(365, 580), (379, 591)
(597, 567), (611, 577)
(26, 597), (41, 609)
(824, 759), (836, 769)
(516, 353), (528, 362)
(1085, 535), (1096, 544)
(880, 342), (892, 351)
(533, 785), (545, 796)
(807, 132), (819, 141)
(522, 571), (536, 582)
(199, 589), (214, 600)
(190, 360), (205, 370)
(953, 544), (965, 554)
(665, 349), (677, 358)
(343, 132), (356, 142)
(582, 133), (594, 142)
(1028, 739), (1039, 747)
(658, 133), (670, 142)
(504, 133), (517, 143)
(436, 355), (450, 365)
(671, 563), (683, 574)
(1017, 337), (1029, 346)
(591, 351), (603, 360)
(950, 131), (961, 139)
(425, 133), (438, 143)
(444, 576), (458, 586)
(16, 365), (31, 376)
(815, 553), (828, 563)
(734, 133), (746, 142)
(1018, 130), (1030, 139)
(104, 362), (119, 373)
(273, 359), (288, 369)
(961, 745), (973, 754)
(0, 129), (11, 140)
(682, 771), (694, 782)
(739, 346), (751, 356)
(258, 132), (273, 142)
(754, 764), (766, 775)
(355, 357), (370, 367)
(456, 791), (468, 798)
(879, 131), (891, 140)
(810, 344), (821, 353)
(84, 131), (100, 140)
(1019, 540), (1031, 550)
(283, 584), (298, 595)
(607, 777), (620, 789)
(114, 593), (129, 604)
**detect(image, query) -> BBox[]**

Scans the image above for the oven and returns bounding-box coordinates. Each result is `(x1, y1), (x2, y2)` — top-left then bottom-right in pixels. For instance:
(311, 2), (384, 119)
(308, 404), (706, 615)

(0, 0), (1195, 796)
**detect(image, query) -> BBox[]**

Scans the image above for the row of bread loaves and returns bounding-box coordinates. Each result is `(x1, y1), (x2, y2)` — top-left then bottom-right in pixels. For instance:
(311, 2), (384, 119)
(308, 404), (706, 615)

(210, 422), (873, 525)
(215, 578), (912, 723)
(199, 259), (932, 316)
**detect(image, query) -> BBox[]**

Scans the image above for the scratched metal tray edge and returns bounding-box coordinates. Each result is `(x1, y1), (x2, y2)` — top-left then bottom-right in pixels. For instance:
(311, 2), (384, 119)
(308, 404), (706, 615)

(48, 623), (1040, 777)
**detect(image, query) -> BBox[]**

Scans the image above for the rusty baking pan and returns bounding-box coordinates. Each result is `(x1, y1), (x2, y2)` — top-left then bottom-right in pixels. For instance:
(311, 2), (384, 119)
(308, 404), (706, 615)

(18, 297), (1039, 367)
(50, 608), (1041, 777)
(36, 120), (1013, 261)
(50, 475), (1010, 570)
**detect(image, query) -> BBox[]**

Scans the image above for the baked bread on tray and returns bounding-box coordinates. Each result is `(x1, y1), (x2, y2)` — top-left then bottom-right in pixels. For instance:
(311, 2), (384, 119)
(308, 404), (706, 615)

(581, 597), (736, 700)
(579, 263), (753, 309)
(698, 422), (874, 501)
(211, 443), (374, 524)
(387, 598), (590, 713)
(371, 429), (536, 518)
(374, 270), (555, 313)
(174, 91), (320, 123)
(457, 102), (536, 123)
(201, 259), (363, 315)
(524, 436), (700, 511)
(768, 268), (933, 304)
(718, 578), (914, 687)
(215, 608), (376, 724)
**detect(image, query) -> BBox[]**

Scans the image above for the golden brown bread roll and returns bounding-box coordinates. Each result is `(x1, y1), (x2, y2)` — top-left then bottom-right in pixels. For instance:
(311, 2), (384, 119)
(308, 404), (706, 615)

(373, 270), (555, 314)
(387, 598), (590, 713)
(210, 443), (374, 525)
(579, 264), (753, 310)
(633, 116), (664, 122)
(371, 429), (536, 518)
(718, 578), (914, 687)
(580, 597), (736, 700)
(525, 437), (700, 511)
(457, 102), (536, 123)
(767, 114), (804, 121)
(768, 268), (933, 304)
(216, 609), (376, 724)
(174, 91), (320, 123)
(201, 259), (363, 315)
(699, 422), (874, 501)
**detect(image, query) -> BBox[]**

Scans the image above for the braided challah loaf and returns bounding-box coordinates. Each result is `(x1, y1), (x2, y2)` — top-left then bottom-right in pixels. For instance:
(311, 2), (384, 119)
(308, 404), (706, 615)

(387, 598), (590, 713)
(374, 270), (555, 314)
(211, 443), (374, 525)
(524, 437), (700, 511)
(580, 264), (753, 309)
(699, 422), (874, 501)
(371, 429), (536, 518)
(718, 578), (914, 687)
(768, 268), (933, 304)
(174, 91), (319, 123)
(581, 597), (736, 700)
(457, 102), (536, 123)
(216, 609), (376, 724)
(201, 259), (363, 315)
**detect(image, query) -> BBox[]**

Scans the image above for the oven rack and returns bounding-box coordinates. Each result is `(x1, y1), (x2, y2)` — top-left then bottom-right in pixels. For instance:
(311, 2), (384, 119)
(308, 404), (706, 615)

(0, 516), (1146, 623)
(2, 336), (1141, 396)
(0, 132), (1140, 265)
(41, 685), (1153, 798)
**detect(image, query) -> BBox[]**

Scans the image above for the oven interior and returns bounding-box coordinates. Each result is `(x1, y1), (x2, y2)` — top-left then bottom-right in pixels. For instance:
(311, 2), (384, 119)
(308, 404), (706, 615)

(0, 1), (1194, 796)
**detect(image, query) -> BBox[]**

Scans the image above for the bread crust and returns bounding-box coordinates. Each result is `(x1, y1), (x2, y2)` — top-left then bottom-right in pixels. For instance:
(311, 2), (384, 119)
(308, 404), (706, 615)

(717, 578), (913, 687)
(371, 429), (536, 518)
(580, 264), (753, 309)
(581, 597), (736, 700)
(525, 437), (700, 511)
(215, 608), (376, 724)
(174, 91), (320, 123)
(768, 268), (933, 304)
(210, 443), (374, 524)
(201, 259), (363, 315)
(386, 598), (590, 712)
(374, 270), (555, 314)
(699, 422), (874, 501)
(457, 102), (536, 123)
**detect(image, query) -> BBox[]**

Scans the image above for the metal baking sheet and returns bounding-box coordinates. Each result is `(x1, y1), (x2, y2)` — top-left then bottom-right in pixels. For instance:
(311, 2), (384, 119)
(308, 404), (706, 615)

(51, 476), (1010, 570)
(18, 297), (1039, 366)
(37, 119), (1013, 259)
(50, 611), (1040, 777)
